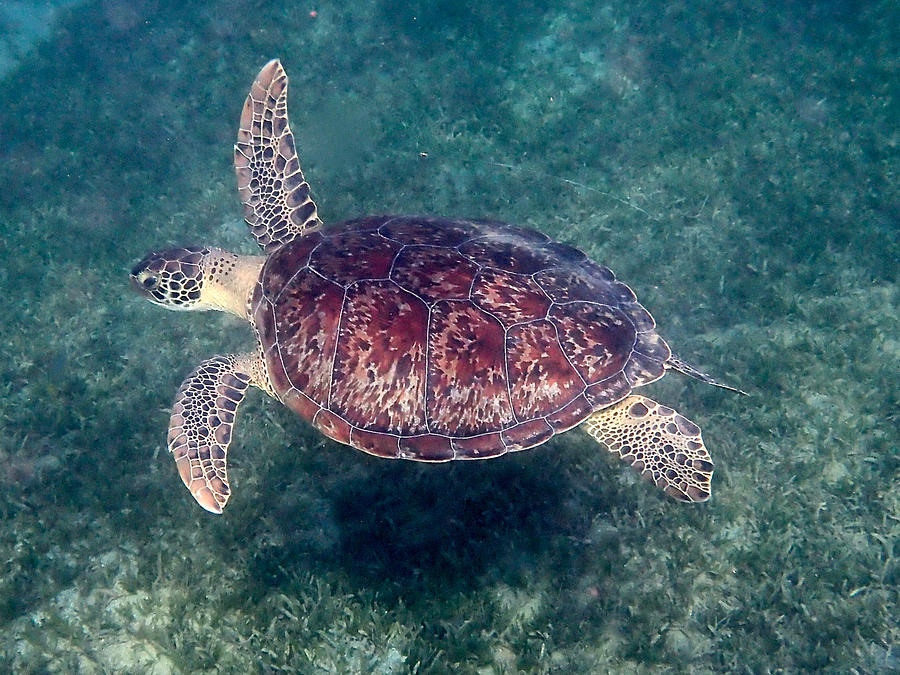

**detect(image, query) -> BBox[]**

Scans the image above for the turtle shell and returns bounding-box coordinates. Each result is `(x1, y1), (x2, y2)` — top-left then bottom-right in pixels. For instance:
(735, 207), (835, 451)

(250, 215), (671, 461)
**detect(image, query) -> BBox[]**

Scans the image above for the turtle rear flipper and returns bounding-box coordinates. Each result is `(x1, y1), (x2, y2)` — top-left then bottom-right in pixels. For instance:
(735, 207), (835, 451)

(581, 395), (715, 502)
(167, 354), (258, 513)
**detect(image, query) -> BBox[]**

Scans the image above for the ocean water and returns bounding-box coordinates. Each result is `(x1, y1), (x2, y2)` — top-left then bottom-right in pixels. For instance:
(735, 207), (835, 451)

(0, 0), (897, 672)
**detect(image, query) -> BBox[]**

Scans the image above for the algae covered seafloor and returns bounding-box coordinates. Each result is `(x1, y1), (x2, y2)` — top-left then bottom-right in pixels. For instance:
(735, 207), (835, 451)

(0, 0), (897, 672)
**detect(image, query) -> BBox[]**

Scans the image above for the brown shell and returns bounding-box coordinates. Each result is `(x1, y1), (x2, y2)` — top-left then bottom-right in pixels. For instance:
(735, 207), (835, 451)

(250, 215), (671, 461)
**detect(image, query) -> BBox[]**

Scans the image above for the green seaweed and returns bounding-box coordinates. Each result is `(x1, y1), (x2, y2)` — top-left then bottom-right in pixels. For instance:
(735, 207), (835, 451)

(0, 0), (897, 672)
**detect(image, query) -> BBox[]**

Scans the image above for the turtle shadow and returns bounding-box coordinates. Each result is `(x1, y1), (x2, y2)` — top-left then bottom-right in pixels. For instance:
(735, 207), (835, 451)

(240, 437), (607, 602)
(327, 451), (580, 597)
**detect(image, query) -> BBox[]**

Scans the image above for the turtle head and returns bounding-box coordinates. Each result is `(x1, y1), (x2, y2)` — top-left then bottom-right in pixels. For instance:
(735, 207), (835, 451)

(131, 246), (209, 310)
(132, 246), (264, 318)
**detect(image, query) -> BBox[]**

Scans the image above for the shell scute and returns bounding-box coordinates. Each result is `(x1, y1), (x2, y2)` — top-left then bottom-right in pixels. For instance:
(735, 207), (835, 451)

(585, 373), (632, 408)
(549, 302), (635, 385)
(312, 408), (352, 446)
(506, 320), (584, 420)
(534, 264), (626, 305)
(471, 268), (551, 325)
(494, 223), (549, 244)
(546, 394), (594, 431)
(427, 300), (513, 435)
(281, 388), (320, 422)
(310, 230), (399, 286)
(399, 434), (455, 461)
(624, 303), (657, 333)
(459, 234), (559, 274)
(624, 350), (668, 388)
(350, 427), (400, 459)
(262, 266), (342, 401)
(501, 418), (554, 452)
(379, 215), (482, 246)
(391, 246), (477, 303)
(452, 432), (508, 459)
(542, 241), (587, 264)
(331, 280), (428, 434)
(259, 232), (322, 300)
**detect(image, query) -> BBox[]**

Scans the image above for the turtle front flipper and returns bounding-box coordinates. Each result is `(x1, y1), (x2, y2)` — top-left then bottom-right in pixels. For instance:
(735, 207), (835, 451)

(234, 59), (322, 252)
(581, 395), (715, 502)
(167, 354), (257, 513)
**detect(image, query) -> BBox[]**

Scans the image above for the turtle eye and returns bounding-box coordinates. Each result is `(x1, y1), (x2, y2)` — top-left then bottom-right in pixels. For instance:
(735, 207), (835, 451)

(131, 268), (160, 292)
(139, 273), (159, 290)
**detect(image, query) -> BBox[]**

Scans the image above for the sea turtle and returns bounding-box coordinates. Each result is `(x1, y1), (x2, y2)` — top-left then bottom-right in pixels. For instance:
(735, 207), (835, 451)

(131, 60), (739, 514)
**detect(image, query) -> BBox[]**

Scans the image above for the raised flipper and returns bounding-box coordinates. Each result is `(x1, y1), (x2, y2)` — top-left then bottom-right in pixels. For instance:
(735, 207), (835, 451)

(581, 395), (714, 502)
(234, 59), (322, 252)
(167, 353), (261, 513)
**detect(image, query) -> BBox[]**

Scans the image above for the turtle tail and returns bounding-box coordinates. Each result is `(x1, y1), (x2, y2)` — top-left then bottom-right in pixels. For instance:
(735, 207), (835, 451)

(666, 353), (748, 396)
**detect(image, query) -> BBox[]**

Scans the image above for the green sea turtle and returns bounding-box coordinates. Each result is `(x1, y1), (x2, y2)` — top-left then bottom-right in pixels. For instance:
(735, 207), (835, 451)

(131, 60), (739, 514)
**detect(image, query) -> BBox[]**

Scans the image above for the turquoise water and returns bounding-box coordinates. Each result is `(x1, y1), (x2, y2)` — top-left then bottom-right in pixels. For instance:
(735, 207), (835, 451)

(1, 0), (898, 671)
